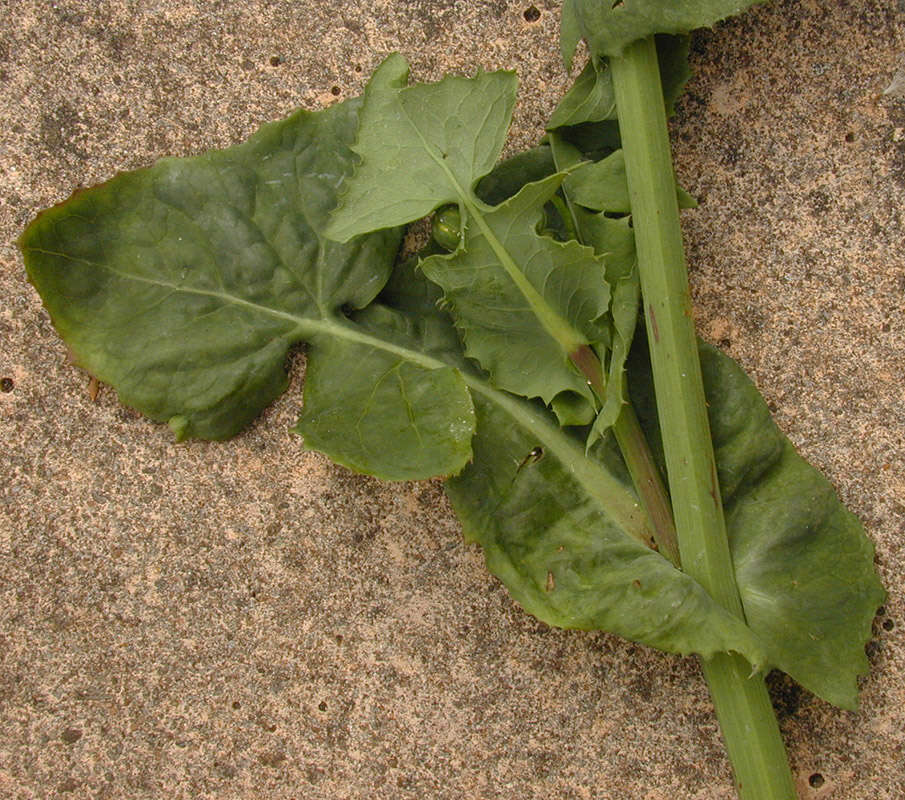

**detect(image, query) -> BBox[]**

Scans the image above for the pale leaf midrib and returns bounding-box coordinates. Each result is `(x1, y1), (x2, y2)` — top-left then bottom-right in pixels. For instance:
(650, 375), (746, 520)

(29, 245), (646, 542)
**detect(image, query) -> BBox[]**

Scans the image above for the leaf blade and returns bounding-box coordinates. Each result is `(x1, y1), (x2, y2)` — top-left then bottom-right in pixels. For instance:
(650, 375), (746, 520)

(564, 149), (697, 215)
(629, 339), (885, 708)
(297, 325), (475, 481)
(570, 0), (766, 58)
(326, 55), (518, 242)
(547, 58), (617, 130)
(446, 389), (768, 665)
(21, 92), (477, 479)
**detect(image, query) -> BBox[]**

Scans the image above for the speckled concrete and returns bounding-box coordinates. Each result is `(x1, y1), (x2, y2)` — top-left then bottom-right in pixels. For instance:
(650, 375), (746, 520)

(1, 1), (903, 798)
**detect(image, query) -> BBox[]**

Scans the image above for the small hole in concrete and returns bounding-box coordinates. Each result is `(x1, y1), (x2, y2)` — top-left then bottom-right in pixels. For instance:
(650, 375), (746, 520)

(331, 86), (341, 96)
(809, 773), (825, 788)
(318, 700), (328, 711)
(523, 6), (540, 22)
(882, 618), (894, 631)
(269, 55), (282, 67)
(0, 377), (13, 392)
(845, 131), (855, 143)
(232, 701), (241, 709)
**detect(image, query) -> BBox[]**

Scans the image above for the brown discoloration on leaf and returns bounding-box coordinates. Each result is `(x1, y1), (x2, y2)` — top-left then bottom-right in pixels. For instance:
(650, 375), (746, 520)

(568, 343), (605, 395)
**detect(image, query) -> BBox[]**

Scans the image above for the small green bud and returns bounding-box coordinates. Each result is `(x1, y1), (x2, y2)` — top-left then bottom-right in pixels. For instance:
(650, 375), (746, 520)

(431, 205), (462, 251)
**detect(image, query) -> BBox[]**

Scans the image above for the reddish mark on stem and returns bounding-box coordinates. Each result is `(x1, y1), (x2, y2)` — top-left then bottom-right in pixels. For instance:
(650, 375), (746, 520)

(648, 304), (660, 343)
(709, 459), (719, 506)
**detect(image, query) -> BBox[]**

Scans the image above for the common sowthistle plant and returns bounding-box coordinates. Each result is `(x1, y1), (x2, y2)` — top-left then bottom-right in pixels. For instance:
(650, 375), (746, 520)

(20, 2), (884, 797)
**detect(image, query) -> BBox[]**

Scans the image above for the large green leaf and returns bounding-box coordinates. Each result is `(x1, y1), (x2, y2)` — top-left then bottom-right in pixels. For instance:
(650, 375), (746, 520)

(20, 87), (475, 480)
(629, 340), (885, 709)
(563, 0), (765, 60)
(449, 324), (883, 708)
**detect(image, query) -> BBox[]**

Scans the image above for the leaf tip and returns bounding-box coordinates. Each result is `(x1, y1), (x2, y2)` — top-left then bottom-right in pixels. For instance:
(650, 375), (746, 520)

(168, 414), (191, 442)
(559, 0), (581, 72)
(368, 52), (411, 91)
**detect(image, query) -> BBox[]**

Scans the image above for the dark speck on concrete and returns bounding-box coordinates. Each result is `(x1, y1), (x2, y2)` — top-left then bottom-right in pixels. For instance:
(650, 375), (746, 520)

(258, 750), (287, 768)
(39, 103), (87, 159)
(60, 728), (83, 744)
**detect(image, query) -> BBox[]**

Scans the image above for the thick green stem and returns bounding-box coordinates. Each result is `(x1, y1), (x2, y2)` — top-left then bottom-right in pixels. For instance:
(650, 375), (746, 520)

(702, 654), (798, 800)
(609, 36), (796, 800)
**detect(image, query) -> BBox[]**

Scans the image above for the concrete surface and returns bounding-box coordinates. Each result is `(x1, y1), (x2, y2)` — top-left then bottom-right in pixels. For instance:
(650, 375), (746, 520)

(1, 1), (903, 798)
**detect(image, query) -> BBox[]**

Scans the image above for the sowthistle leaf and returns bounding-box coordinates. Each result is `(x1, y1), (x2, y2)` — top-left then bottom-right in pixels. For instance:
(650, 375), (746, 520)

(328, 54), (615, 424)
